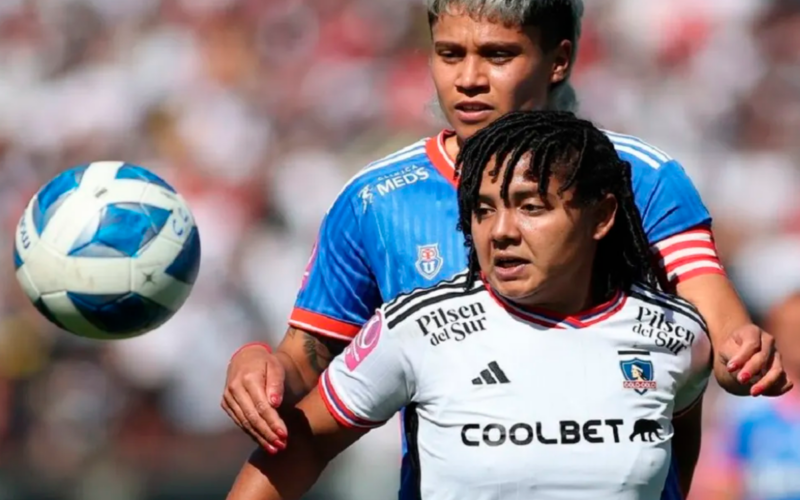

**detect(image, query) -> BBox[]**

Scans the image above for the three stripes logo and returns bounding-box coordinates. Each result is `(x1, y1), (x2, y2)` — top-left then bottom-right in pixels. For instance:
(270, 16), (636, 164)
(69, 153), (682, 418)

(471, 361), (510, 385)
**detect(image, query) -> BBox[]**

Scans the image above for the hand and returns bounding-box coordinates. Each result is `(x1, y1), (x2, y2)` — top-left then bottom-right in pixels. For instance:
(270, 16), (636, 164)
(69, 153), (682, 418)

(221, 345), (288, 453)
(717, 324), (793, 397)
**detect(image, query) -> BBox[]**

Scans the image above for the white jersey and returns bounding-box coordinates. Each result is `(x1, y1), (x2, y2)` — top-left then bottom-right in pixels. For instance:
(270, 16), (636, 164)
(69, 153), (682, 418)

(319, 271), (711, 500)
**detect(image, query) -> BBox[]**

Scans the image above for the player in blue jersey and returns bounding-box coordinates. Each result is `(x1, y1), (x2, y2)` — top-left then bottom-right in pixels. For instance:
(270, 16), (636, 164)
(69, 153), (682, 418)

(221, 0), (790, 492)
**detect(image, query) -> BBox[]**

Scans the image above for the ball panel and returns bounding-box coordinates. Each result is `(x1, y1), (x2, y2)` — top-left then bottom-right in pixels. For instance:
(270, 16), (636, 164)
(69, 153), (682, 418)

(154, 194), (196, 248)
(132, 233), (193, 310)
(165, 226), (201, 285)
(15, 266), (41, 303)
(78, 161), (125, 191)
(39, 291), (111, 339)
(26, 245), (132, 295)
(68, 202), (171, 258)
(13, 246), (23, 270)
(15, 205), (40, 266)
(67, 291), (173, 337)
(31, 165), (88, 235)
(40, 186), (105, 255)
(115, 163), (176, 193)
(33, 297), (69, 331)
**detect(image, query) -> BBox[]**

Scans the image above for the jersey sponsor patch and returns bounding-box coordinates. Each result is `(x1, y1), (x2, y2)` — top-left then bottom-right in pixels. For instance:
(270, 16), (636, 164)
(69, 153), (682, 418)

(416, 243), (444, 280)
(618, 350), (657, 395)
(344, 311), (383, 371)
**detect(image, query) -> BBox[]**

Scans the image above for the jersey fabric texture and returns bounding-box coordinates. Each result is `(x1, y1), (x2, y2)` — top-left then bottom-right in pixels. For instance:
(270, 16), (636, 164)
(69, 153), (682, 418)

(289, 129), (721, 500)
(319, 273), (712, 500)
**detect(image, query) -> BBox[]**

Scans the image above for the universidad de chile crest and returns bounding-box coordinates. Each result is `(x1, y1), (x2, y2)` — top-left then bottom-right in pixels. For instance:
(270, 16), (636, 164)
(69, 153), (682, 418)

(619, 350), (657, 395)
(416, 244), (444, 280)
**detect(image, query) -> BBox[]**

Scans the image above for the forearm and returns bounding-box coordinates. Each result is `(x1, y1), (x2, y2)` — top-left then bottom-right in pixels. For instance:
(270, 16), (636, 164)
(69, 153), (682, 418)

(228, 410), (328, 500)
(675, 274), (750, 381)
(676, 275), (750, 345)
(671, 401), (703, 497)
(276, 328), (346, 407)
(274, 350), (316, 407)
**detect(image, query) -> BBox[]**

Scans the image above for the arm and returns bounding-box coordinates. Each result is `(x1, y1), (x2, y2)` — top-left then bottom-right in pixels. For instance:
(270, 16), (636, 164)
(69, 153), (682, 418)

(222, 327), (346, 452)
(634, 156), (788, 396)
(674, 274), (751, 394)
(672, 397), (703, 498)
(670, 302), (712, 498)
(222, 178), (384, 445)
(275, 327), (347, 405)
(227, 395), (367, 500)
(228, 311), (413, 500)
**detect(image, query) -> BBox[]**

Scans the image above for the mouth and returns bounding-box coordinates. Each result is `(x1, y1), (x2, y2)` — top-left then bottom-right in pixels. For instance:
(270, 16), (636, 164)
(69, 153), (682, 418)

(454, 102), (494, 123)
(493, 256), (530, 269)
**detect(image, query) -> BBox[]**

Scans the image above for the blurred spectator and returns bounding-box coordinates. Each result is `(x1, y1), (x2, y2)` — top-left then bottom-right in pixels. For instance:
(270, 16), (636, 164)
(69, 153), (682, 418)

(692, 293), (800, 500)
(1, 1), (800, 499)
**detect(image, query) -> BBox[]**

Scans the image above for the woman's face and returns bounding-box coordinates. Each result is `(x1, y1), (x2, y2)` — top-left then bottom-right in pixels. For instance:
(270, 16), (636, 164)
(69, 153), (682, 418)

(430, 9), (571, 141)
(471, 159), (617, 312)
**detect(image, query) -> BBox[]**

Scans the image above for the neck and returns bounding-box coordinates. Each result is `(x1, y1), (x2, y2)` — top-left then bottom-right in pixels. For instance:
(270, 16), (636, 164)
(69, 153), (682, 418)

(444, 133), (461, 163)
(510, 279), (598, 317)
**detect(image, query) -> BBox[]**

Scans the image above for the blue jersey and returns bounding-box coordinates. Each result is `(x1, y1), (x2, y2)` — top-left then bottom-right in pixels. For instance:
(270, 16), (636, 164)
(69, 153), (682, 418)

(723, 397), (800, 500)
(288, 129), (713, 500)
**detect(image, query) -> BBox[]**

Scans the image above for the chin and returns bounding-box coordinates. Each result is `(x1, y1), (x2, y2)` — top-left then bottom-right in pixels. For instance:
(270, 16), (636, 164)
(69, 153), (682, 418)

(453, 119), (493, 140)
(488, 278), (537, 302)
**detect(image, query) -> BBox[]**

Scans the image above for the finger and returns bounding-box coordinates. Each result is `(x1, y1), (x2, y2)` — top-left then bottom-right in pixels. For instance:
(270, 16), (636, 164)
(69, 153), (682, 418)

(265, 359), (286, 408)
(752, 352), (793, 396)
(226, 392), (279, 453)
(737, 350), (770, 385)
(234, 381), (286, 449)
(221, 396), (244, 429)
(754, 372), (793, 397)
(725, 337), (762, 372)
(245, 378), (289, 441)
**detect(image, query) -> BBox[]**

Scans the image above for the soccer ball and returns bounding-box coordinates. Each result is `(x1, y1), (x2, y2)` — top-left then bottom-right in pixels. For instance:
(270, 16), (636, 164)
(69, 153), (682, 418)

(13, 162), (201, 340)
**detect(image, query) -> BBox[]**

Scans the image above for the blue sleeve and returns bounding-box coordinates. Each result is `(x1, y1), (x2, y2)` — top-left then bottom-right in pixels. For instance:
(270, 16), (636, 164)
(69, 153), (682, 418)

(289, 184), (381, 340)
(632, 160), (712, 245)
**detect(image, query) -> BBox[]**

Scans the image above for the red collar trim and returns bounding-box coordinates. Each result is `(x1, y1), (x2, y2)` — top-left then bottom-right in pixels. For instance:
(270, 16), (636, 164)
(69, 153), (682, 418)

(425, 129), (458, 187)
(484, 281), (627, 329)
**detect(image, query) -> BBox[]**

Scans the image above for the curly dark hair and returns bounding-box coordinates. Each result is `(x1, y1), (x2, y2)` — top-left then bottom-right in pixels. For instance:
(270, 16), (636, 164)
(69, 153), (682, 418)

(455, 110), (658, 299)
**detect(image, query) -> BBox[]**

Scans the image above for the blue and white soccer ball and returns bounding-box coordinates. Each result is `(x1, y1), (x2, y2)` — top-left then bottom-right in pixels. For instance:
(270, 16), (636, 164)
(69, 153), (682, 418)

(13, 162), (201, 340)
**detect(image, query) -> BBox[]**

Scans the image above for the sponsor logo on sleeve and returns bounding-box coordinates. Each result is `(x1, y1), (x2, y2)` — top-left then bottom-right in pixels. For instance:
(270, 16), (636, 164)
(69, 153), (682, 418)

(344, 312), (383, 371)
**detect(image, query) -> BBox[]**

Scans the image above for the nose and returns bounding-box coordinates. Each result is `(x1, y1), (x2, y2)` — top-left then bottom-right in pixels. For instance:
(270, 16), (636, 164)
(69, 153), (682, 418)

(454, 56), (489, 94)
(491, 208), (521, 246)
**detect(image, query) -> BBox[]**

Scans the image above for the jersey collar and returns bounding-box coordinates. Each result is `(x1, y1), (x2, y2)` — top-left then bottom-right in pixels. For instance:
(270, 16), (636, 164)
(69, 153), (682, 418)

(425, 129), (458, 187)
(483, 279), (627, 329)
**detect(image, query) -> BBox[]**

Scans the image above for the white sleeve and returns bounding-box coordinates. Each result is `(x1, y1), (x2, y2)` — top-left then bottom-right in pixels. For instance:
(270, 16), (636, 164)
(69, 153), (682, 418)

(673, 322), (712, 417)
(318, 309), (414, 428)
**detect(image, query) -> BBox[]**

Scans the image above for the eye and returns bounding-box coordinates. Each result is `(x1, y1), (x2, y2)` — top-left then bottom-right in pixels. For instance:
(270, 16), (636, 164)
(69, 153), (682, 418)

(520, 203), (543, 214)
(474, 205), (494, 220)
(487, 51), (514, 64)
(436, 49), (463, 63)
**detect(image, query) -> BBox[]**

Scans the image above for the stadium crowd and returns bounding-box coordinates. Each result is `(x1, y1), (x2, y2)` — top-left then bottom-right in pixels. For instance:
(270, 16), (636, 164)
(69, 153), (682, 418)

(0, 0), (799, 499)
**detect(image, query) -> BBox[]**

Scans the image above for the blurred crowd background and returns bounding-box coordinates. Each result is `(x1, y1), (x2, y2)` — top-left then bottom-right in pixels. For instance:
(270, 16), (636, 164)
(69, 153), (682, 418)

(1, 0), (800, 499)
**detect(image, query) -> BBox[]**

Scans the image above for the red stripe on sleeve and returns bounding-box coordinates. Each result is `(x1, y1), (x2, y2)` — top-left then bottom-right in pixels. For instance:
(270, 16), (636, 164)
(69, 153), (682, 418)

(652, 227), (726, 285)
(288, 308), (362, 341)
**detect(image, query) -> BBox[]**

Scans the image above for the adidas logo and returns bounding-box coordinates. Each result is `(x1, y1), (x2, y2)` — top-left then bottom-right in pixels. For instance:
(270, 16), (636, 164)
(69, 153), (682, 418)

(471, 361), (510, 385)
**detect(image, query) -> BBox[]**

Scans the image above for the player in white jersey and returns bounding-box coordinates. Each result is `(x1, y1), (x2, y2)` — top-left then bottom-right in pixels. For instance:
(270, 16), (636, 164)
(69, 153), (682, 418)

(226, 111), (711, 500)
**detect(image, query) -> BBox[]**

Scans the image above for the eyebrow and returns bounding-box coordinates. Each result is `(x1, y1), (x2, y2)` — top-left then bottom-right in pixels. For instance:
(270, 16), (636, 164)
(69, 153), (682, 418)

(433, 40), (523, 52)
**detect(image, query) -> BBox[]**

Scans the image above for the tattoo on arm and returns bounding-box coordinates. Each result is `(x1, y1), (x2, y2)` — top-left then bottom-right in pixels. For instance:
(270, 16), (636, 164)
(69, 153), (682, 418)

(303, 333), (346, 374)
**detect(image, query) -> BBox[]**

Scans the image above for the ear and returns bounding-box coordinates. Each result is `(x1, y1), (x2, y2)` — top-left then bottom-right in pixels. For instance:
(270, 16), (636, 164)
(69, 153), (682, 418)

(549, 40), (573, 85)
(592, 194), (618, 241)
